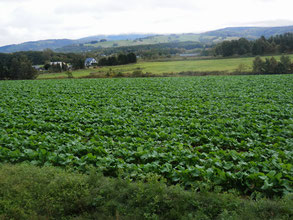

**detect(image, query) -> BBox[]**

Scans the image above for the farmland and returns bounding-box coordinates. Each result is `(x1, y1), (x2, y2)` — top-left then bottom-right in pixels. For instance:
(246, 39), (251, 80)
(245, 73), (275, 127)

(82, 34), (203, 48)
(38, 54), (293, 79)
(0, 75), (292, 197)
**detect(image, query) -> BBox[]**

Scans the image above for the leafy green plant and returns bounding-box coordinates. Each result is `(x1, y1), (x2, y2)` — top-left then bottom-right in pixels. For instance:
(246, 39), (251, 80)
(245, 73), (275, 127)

(1, 164), (292, 219)
(0, 75), (292, 197)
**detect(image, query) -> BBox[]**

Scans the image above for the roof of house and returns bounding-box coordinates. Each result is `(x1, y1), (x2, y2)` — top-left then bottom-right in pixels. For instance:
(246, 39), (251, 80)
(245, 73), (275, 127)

(85, 58), (97, 63)
(50, 61), (64, 64)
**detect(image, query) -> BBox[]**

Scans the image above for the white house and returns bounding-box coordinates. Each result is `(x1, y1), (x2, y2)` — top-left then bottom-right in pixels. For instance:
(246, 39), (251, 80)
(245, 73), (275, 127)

(85, 58), (97, 67)
(50, 62), (65, 68)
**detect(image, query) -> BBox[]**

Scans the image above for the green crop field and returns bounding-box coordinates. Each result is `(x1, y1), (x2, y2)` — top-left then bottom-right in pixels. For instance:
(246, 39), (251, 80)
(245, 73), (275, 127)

(38, 54), (293, 79)
(1, 75), (292, 197)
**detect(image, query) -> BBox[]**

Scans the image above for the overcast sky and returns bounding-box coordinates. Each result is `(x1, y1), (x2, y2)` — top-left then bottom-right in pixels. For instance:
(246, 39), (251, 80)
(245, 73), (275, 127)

(0, 0), (293, 46)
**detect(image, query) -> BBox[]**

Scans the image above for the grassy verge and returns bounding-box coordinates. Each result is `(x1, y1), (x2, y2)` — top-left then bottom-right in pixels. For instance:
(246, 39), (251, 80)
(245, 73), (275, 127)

(37, 54), (293, 79)
(0, 164), (292, 220)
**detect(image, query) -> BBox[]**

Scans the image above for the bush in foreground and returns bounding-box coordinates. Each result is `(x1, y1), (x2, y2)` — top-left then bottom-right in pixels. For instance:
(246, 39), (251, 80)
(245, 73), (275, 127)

(0, 164), (292, 220)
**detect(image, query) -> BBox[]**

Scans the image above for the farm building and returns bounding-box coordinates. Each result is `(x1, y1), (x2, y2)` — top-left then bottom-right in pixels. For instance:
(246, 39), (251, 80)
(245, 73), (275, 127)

(50, 61), (65, 68)
(85, 58), (97, 67)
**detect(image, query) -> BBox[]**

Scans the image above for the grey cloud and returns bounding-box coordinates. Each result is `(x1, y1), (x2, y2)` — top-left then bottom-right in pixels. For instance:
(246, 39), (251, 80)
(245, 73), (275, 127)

(54, 1), (132, 15)
(0, 0), (27, 2)
(10, 7), (59, 29)
(0, 0), (292, 46)
(244, 19), (293, 27)
(152, 0), (200, 10)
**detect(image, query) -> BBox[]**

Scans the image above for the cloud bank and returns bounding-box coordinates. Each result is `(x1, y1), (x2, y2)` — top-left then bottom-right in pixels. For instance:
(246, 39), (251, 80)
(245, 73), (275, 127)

(0, 0), (292, 46)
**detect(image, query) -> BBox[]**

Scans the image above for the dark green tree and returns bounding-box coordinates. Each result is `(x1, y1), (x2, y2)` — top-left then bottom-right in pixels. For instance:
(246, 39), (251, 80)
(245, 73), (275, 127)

(107, 56), (118, 66)
(127, 53), (137, 63)
(118, 54), (128, 65)
(252, 56), (265, 74)
(263, 57), (278, 74)
(72, 57), (85, 70)
(280, 55), (291, 73)
(237, 38), (252, 55)
(9, 55), (38, 79)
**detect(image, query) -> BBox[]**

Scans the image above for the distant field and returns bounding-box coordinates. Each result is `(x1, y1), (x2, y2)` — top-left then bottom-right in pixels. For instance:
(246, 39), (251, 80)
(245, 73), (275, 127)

(38, 54), (293, 79)
(84, 34), (202, 48)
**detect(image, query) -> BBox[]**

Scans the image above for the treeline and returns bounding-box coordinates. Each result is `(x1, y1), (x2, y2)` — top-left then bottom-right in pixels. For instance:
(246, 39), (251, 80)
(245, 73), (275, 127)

(0, 54), (38, 80)
(253, 55), (293, 74)
(0, 50), (87, 79)
(57, 41), (206, 53)
(97, 42), (208, 60)
(12, 49), (85, 66)
(57, 41), (210, 60)
(214, 33), (293, 57)
(98, 53), (137, 66)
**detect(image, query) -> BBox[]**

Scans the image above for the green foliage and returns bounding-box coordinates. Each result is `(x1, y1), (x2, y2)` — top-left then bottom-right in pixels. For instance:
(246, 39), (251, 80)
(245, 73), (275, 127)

(253, 56), (265, 73)
(0, 75), (292, 197)
(253, 55), (292, 74)
(265, 57), (278, 74)
(215, 33), (293, 57)
(0, 51), (87, 79)
(66, 71), (74, 79)
(252, 36), (272, 55)
(0, 164), (292, 219)
(279, 55), (292, 74)
(235, 63), (249, 73)
(72, 56), (85, 70)
(215, 38), (251, 57)
(38, 54), (293, 79)
(0, 54), (38, 80)
(98, 53), (137, 66)
(132, 68), (143, 77)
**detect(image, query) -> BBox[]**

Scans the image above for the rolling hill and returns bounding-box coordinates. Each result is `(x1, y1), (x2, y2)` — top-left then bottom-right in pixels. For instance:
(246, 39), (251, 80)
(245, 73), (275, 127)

(1, 26), (293, 53)
(0, 39), (75, 53)
(0, 34), (153, 53)
(202, 25), (293, 39)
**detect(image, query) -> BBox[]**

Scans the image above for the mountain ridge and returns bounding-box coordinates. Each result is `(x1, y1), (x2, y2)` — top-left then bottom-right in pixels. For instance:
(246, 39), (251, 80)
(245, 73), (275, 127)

(1, 26), (293, 53)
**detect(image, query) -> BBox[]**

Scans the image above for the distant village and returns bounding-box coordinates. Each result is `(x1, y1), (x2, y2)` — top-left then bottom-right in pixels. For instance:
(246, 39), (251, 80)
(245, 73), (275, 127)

(33, 52), (137, 73)
(33, 57), (98, 72)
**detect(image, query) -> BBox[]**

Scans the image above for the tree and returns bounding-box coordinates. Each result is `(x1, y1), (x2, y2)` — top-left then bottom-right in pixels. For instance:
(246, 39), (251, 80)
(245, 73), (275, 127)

(118, 54), (128, 65)
(107, 56), (118, 66)
(263, 57), (278, 74)
(252, 38), (267, 55)
(235, 63), (248, 73)
(220, 41), (234, 57)
(252, 56), (265, 74)
(98, 58), (108, 66)
(44, 63), (51, 70)
(279, 55), (291, 73)
(42, 49), (54, 62)
(98, 53), (137, 66)
(237, 38), (251, 55)
(127, 53), (137, 63)
(275, 55), (292, 74)
(72, 57), (85, 70)
(9, 55), (38, 79)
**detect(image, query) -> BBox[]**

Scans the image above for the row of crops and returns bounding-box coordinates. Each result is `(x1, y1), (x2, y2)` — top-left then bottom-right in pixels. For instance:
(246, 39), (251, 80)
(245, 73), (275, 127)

(0, 75), (292, 197)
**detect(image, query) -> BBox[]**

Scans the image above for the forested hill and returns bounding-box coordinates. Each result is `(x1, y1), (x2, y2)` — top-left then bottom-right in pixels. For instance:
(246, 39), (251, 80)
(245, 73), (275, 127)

(0, 34), (153, 53)
(203, 26), (293, 39)
(0, 39), (75, 53)
(1, 26), (293, 53)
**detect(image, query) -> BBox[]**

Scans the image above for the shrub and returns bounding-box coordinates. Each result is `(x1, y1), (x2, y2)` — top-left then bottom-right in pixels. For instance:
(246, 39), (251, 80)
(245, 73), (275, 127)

(253, 55), (292, 74)
(0, 164), (292, 219)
